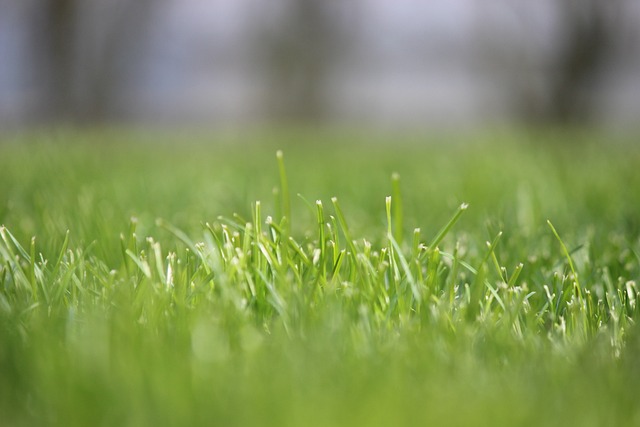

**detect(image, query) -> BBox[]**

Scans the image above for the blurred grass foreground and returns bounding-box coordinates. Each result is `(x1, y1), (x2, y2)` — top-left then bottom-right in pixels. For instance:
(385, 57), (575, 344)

(1, 129), (640, 426)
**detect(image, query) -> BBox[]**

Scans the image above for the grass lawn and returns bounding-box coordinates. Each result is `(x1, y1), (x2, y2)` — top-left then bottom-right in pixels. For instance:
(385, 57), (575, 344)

(1, 128), (640, 426)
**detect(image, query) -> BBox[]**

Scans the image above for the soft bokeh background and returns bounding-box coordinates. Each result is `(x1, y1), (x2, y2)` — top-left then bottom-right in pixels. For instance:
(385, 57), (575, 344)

(1, 0), (639, 129)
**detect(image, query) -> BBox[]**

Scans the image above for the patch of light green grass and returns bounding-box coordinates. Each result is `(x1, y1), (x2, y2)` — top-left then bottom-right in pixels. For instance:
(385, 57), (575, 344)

(1, 129), (640, 426)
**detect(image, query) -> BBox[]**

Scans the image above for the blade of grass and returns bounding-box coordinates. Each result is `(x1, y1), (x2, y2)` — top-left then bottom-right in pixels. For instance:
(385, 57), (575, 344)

(428, 203), (468, 250)
(547, 220), (583, 301)
(276, 150), (291, 234)
(391, 173), (403, 245)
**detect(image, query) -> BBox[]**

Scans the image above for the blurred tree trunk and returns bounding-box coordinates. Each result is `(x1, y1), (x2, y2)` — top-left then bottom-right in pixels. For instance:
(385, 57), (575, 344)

(477, 0), (627, 125)
(75, 0), (156, 123)
(544, 0), (619, 124)
(260, 0), (342, 123)
(35, 0), (155, 124)
(40, 0), (78, 122)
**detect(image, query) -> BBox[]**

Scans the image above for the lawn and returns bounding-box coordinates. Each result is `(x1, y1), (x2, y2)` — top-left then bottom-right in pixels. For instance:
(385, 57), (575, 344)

(1, 128), (640, 426)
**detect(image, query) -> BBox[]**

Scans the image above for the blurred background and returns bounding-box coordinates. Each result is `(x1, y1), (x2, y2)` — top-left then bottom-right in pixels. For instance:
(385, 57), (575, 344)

(1, 0), (639, 130)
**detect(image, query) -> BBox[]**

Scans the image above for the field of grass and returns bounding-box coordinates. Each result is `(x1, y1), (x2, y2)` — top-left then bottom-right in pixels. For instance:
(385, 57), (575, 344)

(1, 128), (640, 426)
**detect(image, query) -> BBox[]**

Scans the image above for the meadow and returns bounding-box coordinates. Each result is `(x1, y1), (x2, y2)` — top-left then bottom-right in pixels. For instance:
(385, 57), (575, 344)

(1, 128), (640, 426)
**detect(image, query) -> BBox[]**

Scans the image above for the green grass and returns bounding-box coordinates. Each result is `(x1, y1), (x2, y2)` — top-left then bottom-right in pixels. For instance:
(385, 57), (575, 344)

(1, 128), (640, 426)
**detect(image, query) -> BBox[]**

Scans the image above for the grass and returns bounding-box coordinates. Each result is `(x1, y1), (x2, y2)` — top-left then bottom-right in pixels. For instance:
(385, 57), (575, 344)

(1, 128), (640, 426)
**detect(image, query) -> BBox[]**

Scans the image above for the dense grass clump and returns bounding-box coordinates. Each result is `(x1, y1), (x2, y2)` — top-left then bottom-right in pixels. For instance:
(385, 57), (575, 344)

(1, 129), (640, 426)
